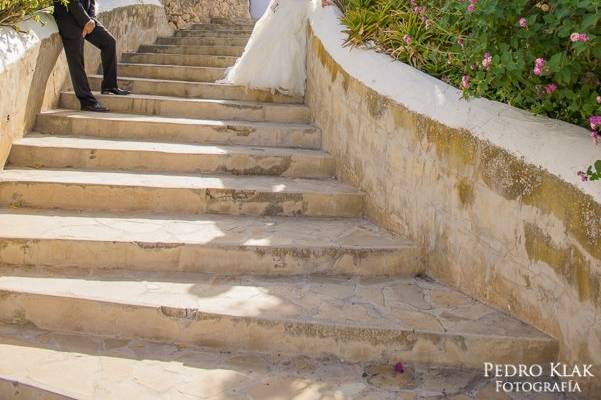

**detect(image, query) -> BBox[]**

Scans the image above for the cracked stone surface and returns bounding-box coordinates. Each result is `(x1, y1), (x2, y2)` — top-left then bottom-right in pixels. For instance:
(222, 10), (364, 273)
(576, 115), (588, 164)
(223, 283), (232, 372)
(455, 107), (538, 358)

(0, 269), (552, 339)
(0, 324), (565, 400)
(0, 208), (406, 249)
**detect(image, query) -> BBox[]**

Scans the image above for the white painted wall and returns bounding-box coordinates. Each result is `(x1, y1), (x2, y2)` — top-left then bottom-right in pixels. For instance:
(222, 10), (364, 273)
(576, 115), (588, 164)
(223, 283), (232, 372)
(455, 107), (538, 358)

(251, 0), (271, 18)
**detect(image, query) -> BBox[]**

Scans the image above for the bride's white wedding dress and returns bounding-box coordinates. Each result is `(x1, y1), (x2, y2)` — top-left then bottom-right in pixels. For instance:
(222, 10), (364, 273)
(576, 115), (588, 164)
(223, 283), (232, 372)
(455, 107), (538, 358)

(218, 0), (309, 96)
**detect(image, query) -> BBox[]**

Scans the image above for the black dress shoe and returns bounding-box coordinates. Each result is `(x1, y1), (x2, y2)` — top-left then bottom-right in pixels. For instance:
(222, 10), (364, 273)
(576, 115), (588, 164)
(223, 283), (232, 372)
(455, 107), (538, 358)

(81, 103), (110, 112)
(101, 88), (131, 96)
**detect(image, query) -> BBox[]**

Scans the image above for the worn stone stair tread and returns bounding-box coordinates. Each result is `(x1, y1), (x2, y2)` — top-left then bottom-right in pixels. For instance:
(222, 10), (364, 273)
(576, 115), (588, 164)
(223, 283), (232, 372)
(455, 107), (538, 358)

(0, 324), (529, 400)
(39, 109), (313, 130)
(60, 92), (311, 123)
(120, 52), (239, 68)
(138, 44), (245, 57)
(36, 109), (321, 149)
(12, 134), (330, 159)
(0, 268), (554, 343)
(116, 62), (226, 82)
(87, 74), (304, 103)
(156, 36), (250, 46)
(0, 208), (408, 250)
(0, 168), (357, 195)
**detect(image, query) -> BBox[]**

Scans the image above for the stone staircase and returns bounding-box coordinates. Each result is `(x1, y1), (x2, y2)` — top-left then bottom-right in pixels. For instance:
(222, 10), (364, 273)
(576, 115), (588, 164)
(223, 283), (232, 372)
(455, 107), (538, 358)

(0, 19), (561, 399)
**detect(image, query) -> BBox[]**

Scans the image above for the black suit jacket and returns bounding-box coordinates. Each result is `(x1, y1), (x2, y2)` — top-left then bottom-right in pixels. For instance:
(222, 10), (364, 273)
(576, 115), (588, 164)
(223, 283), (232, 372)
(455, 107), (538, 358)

(53, 0), (96, 38)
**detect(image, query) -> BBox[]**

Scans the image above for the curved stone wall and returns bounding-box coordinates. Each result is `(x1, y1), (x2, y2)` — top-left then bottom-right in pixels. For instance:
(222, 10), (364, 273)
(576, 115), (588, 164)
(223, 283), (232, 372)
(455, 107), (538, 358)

(306, 5), (601, 395)
(160, 0), (251, 29)
(0, 0), (172, 169)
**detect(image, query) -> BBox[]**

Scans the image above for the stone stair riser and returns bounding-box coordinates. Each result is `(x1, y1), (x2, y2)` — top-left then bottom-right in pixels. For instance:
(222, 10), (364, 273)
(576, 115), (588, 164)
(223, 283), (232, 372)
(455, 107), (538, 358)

(122, 52), (237, 68)
(175, 30), (251, 38)
(117, 64), (225, 82)
(0, 182), (364, 217)
(0, 238), (418, 276)
(156, 36), (249, 47)
(138, 44), (244, 57)
(0, 290), (558, 368)
(35, 113), (322, 149)
(88, 76), (303, 104)
(8, 145), (336, 178)
(59, 93), (311, 124)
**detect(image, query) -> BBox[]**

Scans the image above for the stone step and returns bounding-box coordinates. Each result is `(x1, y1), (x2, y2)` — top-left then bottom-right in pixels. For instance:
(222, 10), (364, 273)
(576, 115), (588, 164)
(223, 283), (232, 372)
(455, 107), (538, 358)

(138, 44), (244, 57)
(60, 93), (311, 123)
(194, 22), (255, 30)
(122, 52), (238, 68)
(0, 209), (418, 276)
(0, 168), (364, 217)
(175, 29), (251, 38)
(117, 63), (225, 82)
(0, 324), (539, 400)
(0, 269), (557, 368)
(8, 134), (335, 178)
(210, 17), (256, 25)
(89, 75), (303, 104)
(35, 110), (321, 149)
(156, 36), (249, 47)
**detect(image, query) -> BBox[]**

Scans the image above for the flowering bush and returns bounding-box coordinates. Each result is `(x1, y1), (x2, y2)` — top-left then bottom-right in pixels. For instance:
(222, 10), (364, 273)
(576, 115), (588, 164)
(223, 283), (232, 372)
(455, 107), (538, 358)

(0, 0), (68, 30)
(337, 0), (601, 181)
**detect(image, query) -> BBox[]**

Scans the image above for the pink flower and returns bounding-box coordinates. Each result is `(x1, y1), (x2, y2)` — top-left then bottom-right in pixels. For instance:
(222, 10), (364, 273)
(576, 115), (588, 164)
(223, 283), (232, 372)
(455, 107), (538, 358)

(577, 171), (589, 182)
(403, 34), (412, 45)
(394, 362), (405, 374)
(462, 75), (470, 89)
(597, 96), (601, 104)
(592, 131), (599, 146)
(533, 58), (545, 76)
(519, 18), (527, 28)
(467, 4), (475, 12)
(590, 116), (601, 130)
(545, 83), (557, 94)
(414, 5), (426, 14)
(482, 52), (492, 70)
(570, 33), (589, 43)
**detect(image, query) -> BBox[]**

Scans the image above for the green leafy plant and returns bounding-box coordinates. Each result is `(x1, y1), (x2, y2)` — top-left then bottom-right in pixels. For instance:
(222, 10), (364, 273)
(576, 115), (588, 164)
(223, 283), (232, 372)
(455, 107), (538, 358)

(336, 0), (601, 182)
(0, 0), (68, 30)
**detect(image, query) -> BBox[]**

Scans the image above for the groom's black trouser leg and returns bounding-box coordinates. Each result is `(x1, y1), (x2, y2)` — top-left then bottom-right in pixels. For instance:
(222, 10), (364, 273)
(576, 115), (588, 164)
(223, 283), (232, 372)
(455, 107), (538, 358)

(61, 22), (118, 107)
(62, 36), (97, 107)
(85, 23), (118, 92)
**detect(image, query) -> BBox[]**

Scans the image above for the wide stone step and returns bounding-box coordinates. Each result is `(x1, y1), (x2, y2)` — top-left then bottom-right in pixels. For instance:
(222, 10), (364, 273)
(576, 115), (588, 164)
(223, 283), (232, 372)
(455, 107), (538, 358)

(122, 52), (238, 68)
(36, 110), (321, 149)
(9, 134), (335, 178)
(210, 17), (256, 25)
(138, 44), (244, 57)
(0, 209), (418, 276)
(89, 75), (303, 104)
(0, 324), (538, 399)
(0, 269), (557, 368)
(117, 63), (225, 82)
(193, 22), (255, 31)
(175, 29), (251, 38)
(0, 168), (363, 217)
(59, 92), (311, 123)
(156, 36), (249, 47)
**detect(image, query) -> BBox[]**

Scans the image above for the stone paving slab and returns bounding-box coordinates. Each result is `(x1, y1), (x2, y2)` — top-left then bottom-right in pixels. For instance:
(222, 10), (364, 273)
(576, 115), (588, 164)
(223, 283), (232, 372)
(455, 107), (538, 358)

(0, 324), (563, 400)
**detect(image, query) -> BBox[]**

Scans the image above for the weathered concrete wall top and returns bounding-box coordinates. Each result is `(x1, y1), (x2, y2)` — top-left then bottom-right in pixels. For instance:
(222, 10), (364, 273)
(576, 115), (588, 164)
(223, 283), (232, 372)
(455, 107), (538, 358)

(306, 5), (601, 397)
(0, 0), (171, 170)
(160, 0), (251, 30)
